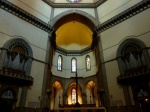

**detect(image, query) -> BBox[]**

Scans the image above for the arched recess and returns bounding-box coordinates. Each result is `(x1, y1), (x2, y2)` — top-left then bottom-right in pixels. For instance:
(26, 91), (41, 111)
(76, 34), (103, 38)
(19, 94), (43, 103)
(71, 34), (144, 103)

(0, 38), (33, 75)
(50, 10), (97, 49)
(117, 38), (150, 74)
(133, 86), (150, 112)
(0, 88), (17, 112)
(48, 9), (100, 66)
(67, 82), (82, 104)
(86, 80), (98, 105)
(51, 81), (63, 109)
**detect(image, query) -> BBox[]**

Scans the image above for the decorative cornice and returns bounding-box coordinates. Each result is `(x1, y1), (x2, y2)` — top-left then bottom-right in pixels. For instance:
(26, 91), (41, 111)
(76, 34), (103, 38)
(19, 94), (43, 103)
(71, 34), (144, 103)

(0, 0), (53, 33)
(42, 0), (106, 8)
(56, 46), (92, 56)
(95, 0), (150, 33)
(1, 0), (149, 56)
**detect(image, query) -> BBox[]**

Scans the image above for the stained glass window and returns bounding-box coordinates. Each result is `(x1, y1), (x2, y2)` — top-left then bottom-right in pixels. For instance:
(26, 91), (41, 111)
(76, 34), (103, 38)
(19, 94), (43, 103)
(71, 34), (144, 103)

(72, 88), (76, 104)
(58, 55), (62, 71)
(71, 58), (77, 72)
(86, 55), (91, 70)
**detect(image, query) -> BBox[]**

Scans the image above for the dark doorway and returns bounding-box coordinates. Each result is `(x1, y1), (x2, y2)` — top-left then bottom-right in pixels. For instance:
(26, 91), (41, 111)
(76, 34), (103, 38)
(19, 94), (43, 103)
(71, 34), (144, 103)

(0, 98), (16, 112)
(136, 88), (150, 112)
(0, 89), (16, 112)
(139, 98), (150, 112)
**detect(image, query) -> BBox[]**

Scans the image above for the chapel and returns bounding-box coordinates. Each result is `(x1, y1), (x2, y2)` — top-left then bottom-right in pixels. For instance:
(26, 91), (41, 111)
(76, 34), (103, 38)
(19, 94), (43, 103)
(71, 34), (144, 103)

(0, 0), (150, 112)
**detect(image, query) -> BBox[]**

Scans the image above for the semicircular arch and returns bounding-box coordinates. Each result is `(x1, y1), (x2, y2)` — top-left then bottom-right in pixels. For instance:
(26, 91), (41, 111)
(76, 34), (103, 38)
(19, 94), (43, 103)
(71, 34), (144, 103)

(49, 9), (98, 31)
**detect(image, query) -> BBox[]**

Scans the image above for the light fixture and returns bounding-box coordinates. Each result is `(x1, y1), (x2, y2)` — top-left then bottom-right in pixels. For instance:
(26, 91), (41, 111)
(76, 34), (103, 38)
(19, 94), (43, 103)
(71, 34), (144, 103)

(144, 98), (149, 102)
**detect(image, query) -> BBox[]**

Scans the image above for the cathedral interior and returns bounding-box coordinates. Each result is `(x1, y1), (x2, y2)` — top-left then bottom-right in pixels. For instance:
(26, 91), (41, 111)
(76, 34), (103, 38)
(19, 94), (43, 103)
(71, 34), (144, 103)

(0, 0), (150, 112)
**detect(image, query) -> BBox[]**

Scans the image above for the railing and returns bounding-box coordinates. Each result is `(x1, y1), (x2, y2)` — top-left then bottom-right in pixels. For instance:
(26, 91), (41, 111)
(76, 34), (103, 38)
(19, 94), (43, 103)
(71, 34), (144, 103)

(0, 68), (33, 86)
(117, 65), (150, 84)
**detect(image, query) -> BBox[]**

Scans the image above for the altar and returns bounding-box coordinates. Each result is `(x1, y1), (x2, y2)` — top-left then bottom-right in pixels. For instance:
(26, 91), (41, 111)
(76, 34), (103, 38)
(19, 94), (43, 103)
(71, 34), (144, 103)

(55, 106), (106, 112)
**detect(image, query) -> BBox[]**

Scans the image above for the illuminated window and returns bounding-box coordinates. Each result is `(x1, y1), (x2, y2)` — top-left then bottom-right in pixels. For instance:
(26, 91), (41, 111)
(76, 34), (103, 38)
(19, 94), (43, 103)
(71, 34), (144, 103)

(68, 0), (80, 3)
(86, 55), (91, 70)
(72, 88), (76, 104)
(71, 58), (77, 72)
(58, 55), (62, 71)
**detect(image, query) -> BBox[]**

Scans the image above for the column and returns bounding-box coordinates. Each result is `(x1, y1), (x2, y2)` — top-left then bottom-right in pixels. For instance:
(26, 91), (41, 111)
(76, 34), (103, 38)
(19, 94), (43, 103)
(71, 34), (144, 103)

(97, 90), (101, 107)
(19, 87), (28, 112)
(123, 85), (133, 112)
(41, 6), (54, 110)
(97, 33), (110, 107)
(81, 92), (87, 104)
(0, 49), (7, 69)
(63, 92), (68, 106)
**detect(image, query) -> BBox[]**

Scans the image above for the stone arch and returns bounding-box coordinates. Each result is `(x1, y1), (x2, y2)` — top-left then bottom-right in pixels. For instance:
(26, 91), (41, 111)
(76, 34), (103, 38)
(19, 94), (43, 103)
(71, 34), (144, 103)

(51, 80), (63, 89)
(3, 38), (33, 56)
(51, 80), (63, 109)
(67, 81), (82, 104)
(49, 9), (98, 28)
(67, 81), (82, 92)
(48, 9), (100, 68)
(117, 38), (146, 56)
(0, 88), (16, 99)
(85, 79), (97, 88)
(85, 80), (98, 104)
(117, 38), (150, 74)
(0, 38), (33, 75)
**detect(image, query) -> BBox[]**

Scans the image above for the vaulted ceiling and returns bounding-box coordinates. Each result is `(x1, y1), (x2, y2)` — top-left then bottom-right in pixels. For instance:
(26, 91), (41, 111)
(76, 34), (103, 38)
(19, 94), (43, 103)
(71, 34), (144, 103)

(54, 13), (95, 50)
(56, 21), (93, 50)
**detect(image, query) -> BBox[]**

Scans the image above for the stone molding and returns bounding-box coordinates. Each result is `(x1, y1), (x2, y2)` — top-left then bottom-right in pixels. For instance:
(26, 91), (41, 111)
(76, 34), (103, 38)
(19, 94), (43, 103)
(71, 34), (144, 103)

(56, 46), (92, 56)
(0, 0), (53, 33)
(42, 0), (106, 8)
(96, 0), (150, 33)
(1, 0), (149, 56)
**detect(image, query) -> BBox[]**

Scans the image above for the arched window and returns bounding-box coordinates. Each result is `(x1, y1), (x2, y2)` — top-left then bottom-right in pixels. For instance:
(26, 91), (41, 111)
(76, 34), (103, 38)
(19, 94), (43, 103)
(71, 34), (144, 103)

(86, 55), (91, 71)
(71, 58), (77, 72)
(71, 88), (76, 104)
(57, 55), (62, 71)
(1, 90), (14, 99)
